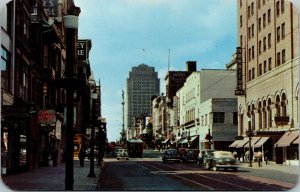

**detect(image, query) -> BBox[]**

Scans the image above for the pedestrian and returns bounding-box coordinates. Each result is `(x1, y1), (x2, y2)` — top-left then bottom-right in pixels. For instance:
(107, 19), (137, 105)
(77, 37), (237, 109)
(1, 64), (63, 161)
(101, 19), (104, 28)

(233, 150), (238, 160)
(245, 150), (250, 162)
(256, 150), (263, 167)
(79, 148), (85, 167)
(52, 148), (58, 167)
(264, 150), (269, 165)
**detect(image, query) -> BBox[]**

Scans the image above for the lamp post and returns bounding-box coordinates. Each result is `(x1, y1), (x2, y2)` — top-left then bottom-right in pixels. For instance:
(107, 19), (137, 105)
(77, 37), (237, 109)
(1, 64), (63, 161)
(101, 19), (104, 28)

(88, 92), (97, 177)
(63, 14), (78, 190)
(247, 117), (253, 167)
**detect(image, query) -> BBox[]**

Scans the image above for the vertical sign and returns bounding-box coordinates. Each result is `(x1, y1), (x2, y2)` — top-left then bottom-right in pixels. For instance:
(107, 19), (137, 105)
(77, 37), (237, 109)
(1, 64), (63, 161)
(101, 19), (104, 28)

(43, 0), (58, 17)
(77, 40), (87, 60)
(235, 47), (245, 95)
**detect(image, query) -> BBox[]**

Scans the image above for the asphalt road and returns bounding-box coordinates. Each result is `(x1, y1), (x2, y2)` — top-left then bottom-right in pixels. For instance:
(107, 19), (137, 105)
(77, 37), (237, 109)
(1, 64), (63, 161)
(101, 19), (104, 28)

(98, 150), (298, 191)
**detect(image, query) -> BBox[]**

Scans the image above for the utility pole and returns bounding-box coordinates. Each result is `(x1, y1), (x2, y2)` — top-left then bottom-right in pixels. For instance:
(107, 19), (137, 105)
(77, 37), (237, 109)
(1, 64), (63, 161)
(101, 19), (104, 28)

(121, 90), (126, 143)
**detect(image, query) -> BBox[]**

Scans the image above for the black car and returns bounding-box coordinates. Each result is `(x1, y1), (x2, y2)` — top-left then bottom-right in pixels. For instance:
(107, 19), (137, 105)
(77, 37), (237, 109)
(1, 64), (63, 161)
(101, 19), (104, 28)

(197, 149), (214, 166)
(181, 149), (199, 163)
(162, 149), (181, 163)
(204, 151), (238, 171)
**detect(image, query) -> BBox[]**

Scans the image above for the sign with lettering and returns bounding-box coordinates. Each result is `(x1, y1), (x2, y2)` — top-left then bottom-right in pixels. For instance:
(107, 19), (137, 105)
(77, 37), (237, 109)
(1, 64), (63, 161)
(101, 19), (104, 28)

(235, 47), (245, 95)
(38, 110), (56, 125)
(43, 0), (58, 17)
(77, 40), (87, 60)
(2, 105), (29, 118)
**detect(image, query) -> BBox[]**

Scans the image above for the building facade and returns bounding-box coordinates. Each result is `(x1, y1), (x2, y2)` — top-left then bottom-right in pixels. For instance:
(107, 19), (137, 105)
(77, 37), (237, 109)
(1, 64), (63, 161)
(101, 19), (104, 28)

(236, 0), (299, 165)
(126, 64), (160, 139)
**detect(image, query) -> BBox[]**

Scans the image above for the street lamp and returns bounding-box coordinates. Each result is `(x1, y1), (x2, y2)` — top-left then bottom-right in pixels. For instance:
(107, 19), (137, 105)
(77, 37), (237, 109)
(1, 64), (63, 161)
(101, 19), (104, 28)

(247, 116), (253, 167)
(88, 92), (97, 177)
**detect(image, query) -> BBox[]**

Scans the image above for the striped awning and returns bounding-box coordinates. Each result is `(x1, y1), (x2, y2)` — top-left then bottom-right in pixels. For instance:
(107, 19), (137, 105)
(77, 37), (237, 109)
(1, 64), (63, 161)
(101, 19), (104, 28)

(236, 137), (250, 148)
(275, 131), (299, 147)
(162, 139), (169, 144)
(253, 137), (270, 148)
(244, 137), (261, 148)
(229, 140), (242, 148)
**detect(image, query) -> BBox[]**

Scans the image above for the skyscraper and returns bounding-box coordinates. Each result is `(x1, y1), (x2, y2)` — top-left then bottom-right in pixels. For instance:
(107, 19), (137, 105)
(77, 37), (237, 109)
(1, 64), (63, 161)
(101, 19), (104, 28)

(126, 64), (160, 139)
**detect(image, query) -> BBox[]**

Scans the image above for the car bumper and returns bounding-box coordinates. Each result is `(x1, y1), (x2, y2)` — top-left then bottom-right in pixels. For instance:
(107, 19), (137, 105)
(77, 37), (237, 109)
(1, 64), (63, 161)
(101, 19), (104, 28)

(216, 164), (238, 168)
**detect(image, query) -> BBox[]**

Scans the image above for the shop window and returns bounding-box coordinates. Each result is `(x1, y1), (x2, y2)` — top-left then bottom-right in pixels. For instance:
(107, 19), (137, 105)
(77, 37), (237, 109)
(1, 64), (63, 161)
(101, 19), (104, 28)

(213, 112), (225, 124)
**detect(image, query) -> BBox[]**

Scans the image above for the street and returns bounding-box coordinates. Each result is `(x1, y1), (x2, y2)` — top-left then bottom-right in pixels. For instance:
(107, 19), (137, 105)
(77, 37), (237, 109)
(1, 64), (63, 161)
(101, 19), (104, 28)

(99, 150), (298, 191)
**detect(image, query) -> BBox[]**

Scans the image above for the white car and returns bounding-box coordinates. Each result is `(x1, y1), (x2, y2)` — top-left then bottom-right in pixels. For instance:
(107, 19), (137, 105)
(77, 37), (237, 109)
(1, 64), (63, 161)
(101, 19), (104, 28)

(117, 148), (129, 160)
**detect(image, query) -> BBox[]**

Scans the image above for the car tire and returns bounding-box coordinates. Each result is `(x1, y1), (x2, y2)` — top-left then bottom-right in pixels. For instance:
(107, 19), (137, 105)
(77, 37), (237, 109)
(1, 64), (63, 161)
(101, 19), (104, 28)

(233, 167), (238, 172)
(117, 158), (119, 160)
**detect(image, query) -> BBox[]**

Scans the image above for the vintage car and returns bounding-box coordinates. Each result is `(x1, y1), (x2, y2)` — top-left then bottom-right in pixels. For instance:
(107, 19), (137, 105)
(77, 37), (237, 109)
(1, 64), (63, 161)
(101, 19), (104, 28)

(162, 149), (181, 163)
(204, 151), (238, 171)
(181, 149), (199, 163)
(197, 149), (215, 166)
(117, 148), (129, 160)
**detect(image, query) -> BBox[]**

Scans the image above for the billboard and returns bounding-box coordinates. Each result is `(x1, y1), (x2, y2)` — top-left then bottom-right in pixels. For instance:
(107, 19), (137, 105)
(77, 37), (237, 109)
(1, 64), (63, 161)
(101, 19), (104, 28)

(235, 47), (245, 95)
(43, 0), (58, 17)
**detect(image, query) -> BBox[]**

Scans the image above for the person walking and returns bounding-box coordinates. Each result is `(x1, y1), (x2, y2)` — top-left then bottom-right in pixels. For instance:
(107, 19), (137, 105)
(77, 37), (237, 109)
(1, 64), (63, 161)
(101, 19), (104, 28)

(264, 150), (269, 165)
(79, 148), (85, 167)
(256, 150), (263, 167)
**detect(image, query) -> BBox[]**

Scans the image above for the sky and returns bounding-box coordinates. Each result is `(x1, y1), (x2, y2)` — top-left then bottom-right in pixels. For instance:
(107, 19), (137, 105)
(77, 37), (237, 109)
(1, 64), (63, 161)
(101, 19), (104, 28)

(74, 0), (239, 142)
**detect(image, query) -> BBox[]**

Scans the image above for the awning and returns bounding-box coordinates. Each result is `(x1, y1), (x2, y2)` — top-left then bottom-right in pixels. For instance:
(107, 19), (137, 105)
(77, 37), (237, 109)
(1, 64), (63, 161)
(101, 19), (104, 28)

(236, 137), (250, 148)
(177, 138), (185, 144)
(292, 137), (299, 144)
(162, 139), (169, 144)
(275, 131), (299, 147)
(190, 135), (199, 142)
(171, 140), (178, 144)
(244, 137), (261, 148)
(229, 140), (242, 148)
(253, 137), (270, 148)
(181, 138), (189, 144)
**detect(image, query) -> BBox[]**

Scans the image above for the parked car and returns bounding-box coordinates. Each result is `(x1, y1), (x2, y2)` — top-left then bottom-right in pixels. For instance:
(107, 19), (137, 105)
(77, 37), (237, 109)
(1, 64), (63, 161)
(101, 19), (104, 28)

(113, 146), (122, 157)
(204, 151), (238, 171)
(162, 149), (181, 163)
(177, 148), (188, 160)
(181, 149), (199, 163)
(197, 149), (215, 166)
(117, 148), (129, 160)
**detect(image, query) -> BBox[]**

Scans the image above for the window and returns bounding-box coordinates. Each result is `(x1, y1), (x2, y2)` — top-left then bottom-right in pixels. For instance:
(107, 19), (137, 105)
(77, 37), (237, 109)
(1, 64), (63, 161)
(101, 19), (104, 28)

(259, 63), (262, 76)
(248, 27), (251, 39)
(248, 6), (251, 18)
(259, 40), (262, 54)
(233, 112), (238, 125)
(252, 67), (255, 80)
(264, 60), (267, 73)
(252, 46), (255, 59)
(276, 1), (280, 16)
(277, 52), (281, 66)
(268, 33), (271, 48)
(251, 2), (254, 16)
(1, 47), (10, 91)
(252, 24), (254, 37)
(263, 0), (266, 5)
(240, 15), (243, 27)
(282, 49), (286, 64)
(263, 13), (266, 28)
(248, 48), (251, 61)
(258, 18), (261, 31)
(268, 57), (272, 70)
(201, 116), (204, 126)
(258, 0), (261, 9)
(240, 35), (243, 47)
(213, 112), (225, 124)
(268, 9), (271, 23)
(205, 114), (207, 126)
(281, 23), (285, 39)
(263, 37), (266, 51)
(240, 0), (242, 8)
(281, 0), (285, 13)
(277, 26), (280, 42)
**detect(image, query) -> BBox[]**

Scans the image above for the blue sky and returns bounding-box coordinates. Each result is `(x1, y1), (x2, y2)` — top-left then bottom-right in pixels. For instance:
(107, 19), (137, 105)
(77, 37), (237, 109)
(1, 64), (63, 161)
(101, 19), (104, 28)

(74, 0), (238, 142)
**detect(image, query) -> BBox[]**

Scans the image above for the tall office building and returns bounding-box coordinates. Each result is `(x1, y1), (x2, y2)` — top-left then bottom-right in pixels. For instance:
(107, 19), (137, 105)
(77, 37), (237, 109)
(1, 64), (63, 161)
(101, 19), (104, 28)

(236, 0), (299, 164)
(126, 64), (160, 139)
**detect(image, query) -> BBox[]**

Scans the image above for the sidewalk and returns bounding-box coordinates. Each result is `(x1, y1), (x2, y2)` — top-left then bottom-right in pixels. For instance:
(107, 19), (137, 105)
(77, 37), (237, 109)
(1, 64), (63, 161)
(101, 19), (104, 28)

(0, 159), (101, 191)
(238, 161), (300, 175)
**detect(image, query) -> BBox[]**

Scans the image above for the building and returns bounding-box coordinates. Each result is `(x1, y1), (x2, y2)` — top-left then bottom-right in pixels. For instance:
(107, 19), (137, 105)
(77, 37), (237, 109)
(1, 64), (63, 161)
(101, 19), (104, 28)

(176, 69), (237, 151)
(236, 0), (299, 165)
(126, 64), (160, 139)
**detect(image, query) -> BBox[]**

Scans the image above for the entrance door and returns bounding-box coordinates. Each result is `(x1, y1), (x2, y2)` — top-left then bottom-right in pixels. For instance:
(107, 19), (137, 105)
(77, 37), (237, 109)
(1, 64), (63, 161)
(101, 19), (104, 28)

(275, 147), (283, 164)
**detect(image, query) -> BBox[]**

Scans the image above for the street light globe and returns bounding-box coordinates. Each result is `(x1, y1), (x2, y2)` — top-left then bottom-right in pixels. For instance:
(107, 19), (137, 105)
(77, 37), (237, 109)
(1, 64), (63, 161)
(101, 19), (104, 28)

(63, 15), (78, 29)
(91, 93), (98, 100)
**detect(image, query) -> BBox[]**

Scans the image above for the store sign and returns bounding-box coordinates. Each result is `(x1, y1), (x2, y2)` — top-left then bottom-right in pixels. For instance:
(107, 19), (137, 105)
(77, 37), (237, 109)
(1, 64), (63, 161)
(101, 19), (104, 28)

(235, 47), (245, 95)
(2, 106), (29, 118)
(38, 110), (56, 125)
(77, 40), (87, 60)
(43, 0), (58, 17)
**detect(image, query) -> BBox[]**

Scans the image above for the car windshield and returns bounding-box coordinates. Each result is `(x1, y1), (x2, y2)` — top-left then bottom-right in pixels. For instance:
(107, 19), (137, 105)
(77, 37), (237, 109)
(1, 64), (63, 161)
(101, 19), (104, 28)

(214, 151), (234, 158)
(166, 150), (177, 155)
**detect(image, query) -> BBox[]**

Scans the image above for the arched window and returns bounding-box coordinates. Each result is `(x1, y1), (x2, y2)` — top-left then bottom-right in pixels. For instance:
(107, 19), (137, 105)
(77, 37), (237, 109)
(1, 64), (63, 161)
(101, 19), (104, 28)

(275, 95), (281, 116)
(251, 103), (256, 130)
(258, 101), (262, 129)
(281, 93), (287, 116)
(267, 98), (272, 128)
(262, 100), (267, 129)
